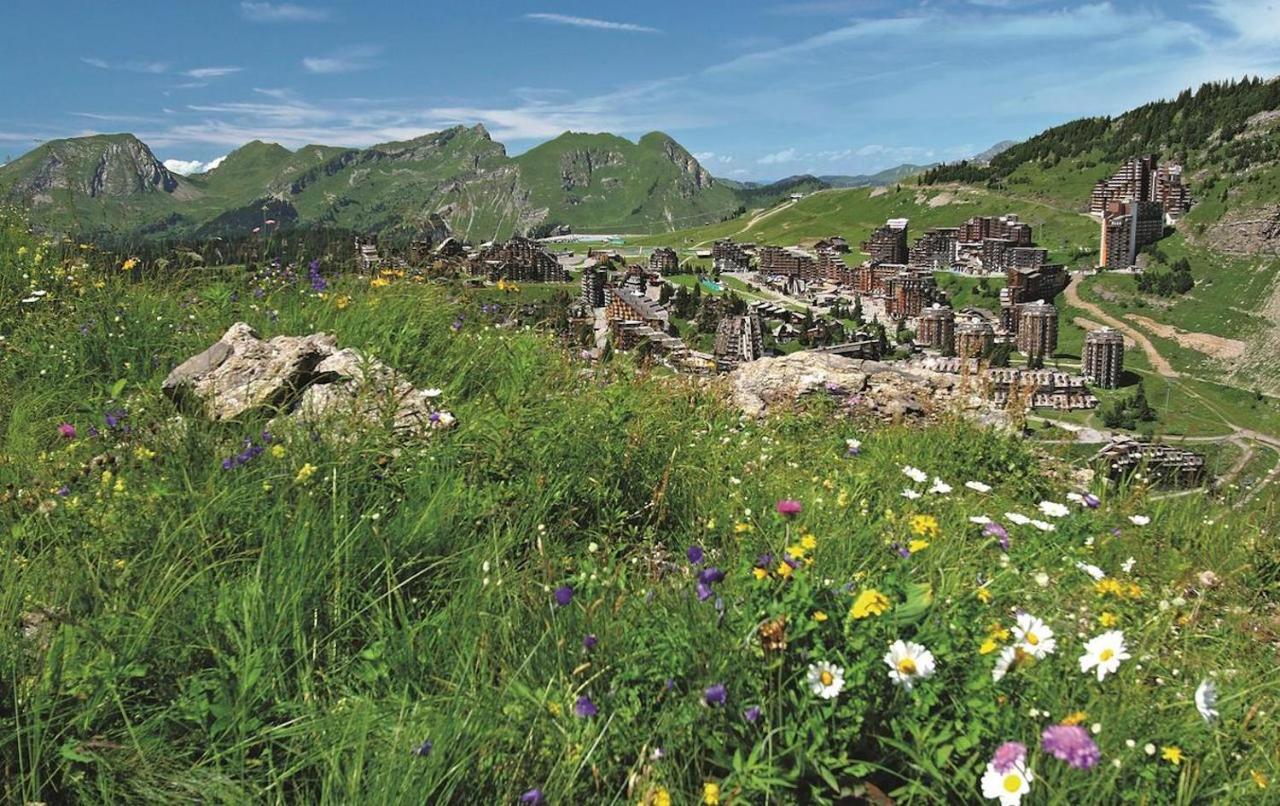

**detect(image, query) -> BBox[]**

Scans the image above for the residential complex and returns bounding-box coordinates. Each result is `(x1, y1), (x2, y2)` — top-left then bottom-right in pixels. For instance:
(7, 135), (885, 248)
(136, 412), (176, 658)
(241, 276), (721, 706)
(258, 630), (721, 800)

(860, 218), (909, 264)
(1083, 327), (1126, 388)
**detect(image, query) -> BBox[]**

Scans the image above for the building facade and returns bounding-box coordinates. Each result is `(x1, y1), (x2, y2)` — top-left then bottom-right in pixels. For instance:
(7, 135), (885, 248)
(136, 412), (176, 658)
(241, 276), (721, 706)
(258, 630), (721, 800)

(860, 218), (909, 264)
(649, 247), (679, 275)
(1015, 300), (1059, 361)
(1083, 327), (1125, 388)
(713, 312), (765, 372)
(916, 304), (956, 354)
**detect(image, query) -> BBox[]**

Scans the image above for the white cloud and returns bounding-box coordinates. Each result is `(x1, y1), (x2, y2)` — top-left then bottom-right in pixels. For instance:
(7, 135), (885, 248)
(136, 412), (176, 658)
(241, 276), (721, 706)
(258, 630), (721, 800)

(162, 155), (227, 175)
(523, 13), (660, 33)
(80, 57), (168, 74)
(240, 2), (330, 22)
(302, 45), (380, 74)
(757, 148), (798, 165)
(184, 66), (243, 79)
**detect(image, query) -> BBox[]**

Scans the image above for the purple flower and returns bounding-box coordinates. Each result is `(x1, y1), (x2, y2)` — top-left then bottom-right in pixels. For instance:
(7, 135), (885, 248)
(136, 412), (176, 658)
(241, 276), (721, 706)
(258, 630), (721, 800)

(743, 705), (761, 723)
(983, 521), (1010, 551)
(991, 741), (1027, 773)
(687, 545), (705, 565)
(56, 486), (70, 496)
(892, 542), (911, 559)
(697, 567), (725, 585)
(775, 499), (803, 517)
(451, 317), (464, 332)
(520, 789), (545, 805)
(1083, 493), (1101, 509)
(58, 423), (77, 439)
(1041, 724), (1101, 770)
(664, 678), (675, 691)
(755, 552), (774, 569)
(696, 581), (713, 602)
(414, 739), (433, 757)
(582, 634), (597, 650)
(703, 683), (727, 706)
(104, 410), (125, 430)
(554, 586), (574, 607)
(574, 695), (597, 718)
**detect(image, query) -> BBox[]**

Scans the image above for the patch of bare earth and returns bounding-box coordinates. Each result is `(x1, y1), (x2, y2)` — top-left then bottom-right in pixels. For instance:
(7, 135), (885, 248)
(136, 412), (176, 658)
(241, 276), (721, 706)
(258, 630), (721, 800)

(1124, 313), (1247, 361)
(1072, 317), (1137, 347)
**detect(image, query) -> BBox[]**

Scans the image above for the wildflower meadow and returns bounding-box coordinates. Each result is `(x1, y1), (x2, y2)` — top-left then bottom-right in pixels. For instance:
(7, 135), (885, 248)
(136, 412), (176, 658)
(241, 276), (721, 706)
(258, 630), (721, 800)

(1, 209), (1278, 803)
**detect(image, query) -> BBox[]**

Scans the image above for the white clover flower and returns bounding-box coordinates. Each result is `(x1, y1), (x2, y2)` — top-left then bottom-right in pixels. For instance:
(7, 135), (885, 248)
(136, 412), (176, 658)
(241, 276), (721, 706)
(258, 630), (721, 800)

(902, 465), (929, 484)
(966, 480), (992, 493)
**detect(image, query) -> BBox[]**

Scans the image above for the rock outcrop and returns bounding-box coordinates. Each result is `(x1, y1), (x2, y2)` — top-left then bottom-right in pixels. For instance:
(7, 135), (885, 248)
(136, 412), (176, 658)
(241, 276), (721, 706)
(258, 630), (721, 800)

(729, 351), (1010, 428)
(163, 323), (455, 438)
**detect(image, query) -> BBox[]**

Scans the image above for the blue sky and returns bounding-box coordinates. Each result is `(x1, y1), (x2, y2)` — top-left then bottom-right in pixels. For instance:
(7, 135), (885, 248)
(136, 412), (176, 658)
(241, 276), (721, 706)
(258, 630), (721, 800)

(2, 0), (1279, 179)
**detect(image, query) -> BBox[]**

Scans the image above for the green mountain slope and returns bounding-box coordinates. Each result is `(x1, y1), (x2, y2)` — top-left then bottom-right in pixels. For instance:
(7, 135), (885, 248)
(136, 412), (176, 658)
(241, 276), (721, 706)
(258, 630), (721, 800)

(513, 131), (741, 233)
(0, 128), (737, 241)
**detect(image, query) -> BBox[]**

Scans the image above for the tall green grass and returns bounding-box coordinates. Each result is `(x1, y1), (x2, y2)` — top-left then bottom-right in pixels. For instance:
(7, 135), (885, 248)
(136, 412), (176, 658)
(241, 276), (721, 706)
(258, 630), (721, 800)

(2, 213), (1277, 803)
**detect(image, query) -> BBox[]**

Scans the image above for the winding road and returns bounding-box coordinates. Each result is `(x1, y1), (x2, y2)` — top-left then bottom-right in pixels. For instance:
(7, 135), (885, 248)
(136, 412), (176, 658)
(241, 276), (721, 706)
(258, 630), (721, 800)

(1064, 273), (1178, 378)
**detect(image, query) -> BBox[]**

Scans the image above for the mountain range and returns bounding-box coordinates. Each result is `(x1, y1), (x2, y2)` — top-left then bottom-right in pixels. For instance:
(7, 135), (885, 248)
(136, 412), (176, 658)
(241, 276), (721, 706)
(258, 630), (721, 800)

(0, 126), (989, 241)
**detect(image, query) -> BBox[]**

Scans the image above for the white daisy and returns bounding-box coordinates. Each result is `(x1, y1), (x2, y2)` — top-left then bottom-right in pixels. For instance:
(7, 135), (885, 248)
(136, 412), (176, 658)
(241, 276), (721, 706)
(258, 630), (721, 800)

(1012, 613), (1056, 659)
(1194, 679), (1219, 723)
(422, 388), (443, 398)
(969, 515), (993, 525)
(1079, 630), (1130, 681)
(966, 480), (993, 493)
(1066, 492), (1085, 504)
(992, 645), (1025, 682)
(1129, 515), (1151, 526)
(980, 761), (1033, 805)
(929, 477), (953, 495)
(903, 465), (929, 484)
(1121, 556), (1136, 573)
(1075, 561), (1106, 581)
(885, 639), (936, 691)
(1038, 500), (1070, 518)
(806, 661), (845, 700)
(902, 488), (923, 500)
(1005, 512), (1031, 525)
(845, 438), (862, 453)
(1029, 519), (1056, 532)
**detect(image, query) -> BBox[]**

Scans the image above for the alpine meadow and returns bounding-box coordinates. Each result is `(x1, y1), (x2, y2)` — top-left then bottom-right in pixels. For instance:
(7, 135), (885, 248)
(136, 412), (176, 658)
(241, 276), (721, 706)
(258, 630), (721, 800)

(3, 2), (1280, 804)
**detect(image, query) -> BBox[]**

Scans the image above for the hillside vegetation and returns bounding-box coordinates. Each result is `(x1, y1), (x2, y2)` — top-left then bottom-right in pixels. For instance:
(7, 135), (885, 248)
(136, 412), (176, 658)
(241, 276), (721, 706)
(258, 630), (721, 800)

(2, 211), (1277, 803)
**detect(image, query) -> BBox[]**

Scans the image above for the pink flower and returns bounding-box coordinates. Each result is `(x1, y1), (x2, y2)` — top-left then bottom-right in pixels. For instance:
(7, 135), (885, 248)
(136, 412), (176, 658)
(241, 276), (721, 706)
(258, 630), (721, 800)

(775, 499), (802, 517)
(58, 423), (77, 439)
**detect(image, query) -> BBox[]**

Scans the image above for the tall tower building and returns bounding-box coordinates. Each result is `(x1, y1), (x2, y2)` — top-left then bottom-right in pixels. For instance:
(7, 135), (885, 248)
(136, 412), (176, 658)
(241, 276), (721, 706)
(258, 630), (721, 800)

(1015, 300), (1059, 362)
(1083, 328), (1125, 388)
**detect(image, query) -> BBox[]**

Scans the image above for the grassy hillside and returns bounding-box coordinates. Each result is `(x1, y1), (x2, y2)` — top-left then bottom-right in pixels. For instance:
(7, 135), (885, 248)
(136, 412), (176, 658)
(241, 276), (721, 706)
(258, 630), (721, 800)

(3, 210), (1277, 803)
(628, 184), (1100, 267)
(515, 131), (742, 234)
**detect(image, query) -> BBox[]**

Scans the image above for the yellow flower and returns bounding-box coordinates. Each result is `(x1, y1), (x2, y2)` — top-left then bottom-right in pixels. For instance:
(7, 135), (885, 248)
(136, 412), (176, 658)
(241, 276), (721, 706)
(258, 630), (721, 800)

(837, 489), (850, 507)
(703, 782), (721, 805)
(1061, 711), (1088, 726)
(909, 513), (940, 538)
(17, 245), (28, 257)
(705, 518), (716, 530)
(1125, 583), (1143, 600)
(800, 533), (818, 551)
(1251, 770), (1269, 789)
(113, 558), (127, 570)
(812, 610), (828, 622)
(976, 587), (993, 604)
(908, 539), (929, 554)
(786, 544), (806, 560)
(752, 567), (769, 581)
(979, 638), (999, 655)
(133, 446), (156, 461)
(370, 277), (391, 289)
(113, 476), (126, 494)
(850, 588), (890, 619)
(121, 257), (139, 272)
(1099, 611), (1118, 627)
(776, 562), (794, 579)
(295, 463), (318, 483)
(1095, 578), (1124, 597)
(335, 295), (352, 310)
(651, 787), (672, 806)
(733, 522), (752, 534)
(546, 701), (562, 717)
(987, 624), (1010, 642)
(270, 444), (287, 459)
(1161, 746), (1184, 766)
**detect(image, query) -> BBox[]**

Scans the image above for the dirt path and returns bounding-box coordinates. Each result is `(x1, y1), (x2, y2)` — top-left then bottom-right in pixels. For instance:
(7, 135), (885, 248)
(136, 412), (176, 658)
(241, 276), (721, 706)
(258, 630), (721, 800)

(1125, 314), (1246, 361)
(696, 198), (802, 248)
(1064, 274), (1179, 378)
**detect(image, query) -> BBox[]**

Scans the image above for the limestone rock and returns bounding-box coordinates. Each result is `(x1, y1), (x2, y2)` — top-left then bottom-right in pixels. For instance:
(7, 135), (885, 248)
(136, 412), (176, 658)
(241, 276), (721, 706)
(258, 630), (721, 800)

(163, 322), (336, 420)
(163, 323), (454, 439)
(729, 351), (1008, 428)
